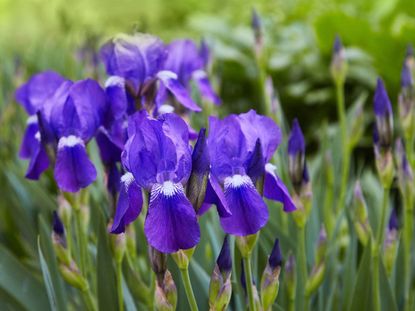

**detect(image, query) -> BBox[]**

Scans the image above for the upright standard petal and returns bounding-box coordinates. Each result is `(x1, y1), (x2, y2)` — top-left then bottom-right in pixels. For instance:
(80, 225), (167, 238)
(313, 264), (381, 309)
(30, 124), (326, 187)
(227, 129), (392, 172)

(111, 172), (143, 234)
(144, 182), (200, 253)
(192, 70), (221, 105)
(100, 33), (166, 92)
(237, 110), (281, 162)
(263, 164), (296, 212)
(54, 136), (97, 192)
(15, 70), (66, 115)
(220, 174), (269, 235)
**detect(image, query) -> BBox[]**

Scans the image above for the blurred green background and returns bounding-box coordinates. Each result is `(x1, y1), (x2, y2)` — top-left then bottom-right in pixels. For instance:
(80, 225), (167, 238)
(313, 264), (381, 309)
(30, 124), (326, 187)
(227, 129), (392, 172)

(0, 0), (414, 309)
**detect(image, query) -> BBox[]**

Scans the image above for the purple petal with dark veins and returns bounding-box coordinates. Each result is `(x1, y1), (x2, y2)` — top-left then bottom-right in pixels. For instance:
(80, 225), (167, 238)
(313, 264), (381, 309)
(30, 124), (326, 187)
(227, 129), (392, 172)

(220, 175), (268, 235)
(144, 182), (200, 253)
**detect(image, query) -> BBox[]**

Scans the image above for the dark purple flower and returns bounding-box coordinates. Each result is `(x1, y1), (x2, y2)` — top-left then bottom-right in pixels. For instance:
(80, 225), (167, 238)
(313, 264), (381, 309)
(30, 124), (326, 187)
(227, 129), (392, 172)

(373, 78), (393, 149)
(199, 38), (211, 68)
(100, 33), (201, 112)
(251, 9), (262, 34)
(268, 238), (282, 269)
(119, 111), (200, 253)
(217, 235), (232, 274)
(158, 39), (220, 107)
(288, 119), (305, 155)
(206, 110), (295, 236)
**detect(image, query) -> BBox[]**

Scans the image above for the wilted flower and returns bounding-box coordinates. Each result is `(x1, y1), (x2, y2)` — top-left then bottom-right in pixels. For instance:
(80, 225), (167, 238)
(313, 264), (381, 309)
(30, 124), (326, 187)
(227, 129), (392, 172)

(16, 74), (107, 192)
(204, 110), (295, 237)
(111, 111), (204, 253)
(100, 33), (201, 113)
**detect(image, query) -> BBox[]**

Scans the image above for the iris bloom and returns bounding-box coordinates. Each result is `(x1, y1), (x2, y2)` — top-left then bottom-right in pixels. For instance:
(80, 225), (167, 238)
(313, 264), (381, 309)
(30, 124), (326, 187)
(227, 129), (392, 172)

(157, 39), (221, 107)
(111, 111), (202, 253)
(16, 74), (106, 192)
(204, 110), (295, 236)
(100, 33), (201, 113)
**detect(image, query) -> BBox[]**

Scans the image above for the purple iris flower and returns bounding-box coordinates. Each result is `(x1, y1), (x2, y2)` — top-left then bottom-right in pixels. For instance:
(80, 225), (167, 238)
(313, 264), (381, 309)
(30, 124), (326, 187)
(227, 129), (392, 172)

(100, 33), (201, 113)
(16, 75), (106, 193)
(157, 39), (221, 107)
(204, 110), (296, 236)
(111, 111), (201, 253)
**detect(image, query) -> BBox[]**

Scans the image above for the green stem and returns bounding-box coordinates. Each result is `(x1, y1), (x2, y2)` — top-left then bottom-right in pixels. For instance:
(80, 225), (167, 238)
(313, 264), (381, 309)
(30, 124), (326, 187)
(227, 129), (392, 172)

(82, 287), (97, 311)
(242, 257), (257, 311)
(296, 226), (308, 311)
(180, 268), (198, 311)
(373, 188), (389, 311)
(74, 207), (87, 276)
(335, 81), (349, 212)
(116, 260), (124, 311)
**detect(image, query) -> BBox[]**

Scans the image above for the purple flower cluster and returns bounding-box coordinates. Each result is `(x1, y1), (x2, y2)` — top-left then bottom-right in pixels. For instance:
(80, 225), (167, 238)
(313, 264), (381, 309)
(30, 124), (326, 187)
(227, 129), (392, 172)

(16, 32), (295, 254)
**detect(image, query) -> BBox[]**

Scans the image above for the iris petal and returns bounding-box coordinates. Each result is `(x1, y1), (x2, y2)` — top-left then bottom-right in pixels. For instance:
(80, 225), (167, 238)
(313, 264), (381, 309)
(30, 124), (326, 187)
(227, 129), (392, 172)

(263, 164), (296, 212)
(25, 140), (50, 180)
(144, 182), (200, 253)
(220, 175), (268, 235)
(54, 138), (97, 192)
(111, 173), (143, 234)
(193, 70), (221, 105)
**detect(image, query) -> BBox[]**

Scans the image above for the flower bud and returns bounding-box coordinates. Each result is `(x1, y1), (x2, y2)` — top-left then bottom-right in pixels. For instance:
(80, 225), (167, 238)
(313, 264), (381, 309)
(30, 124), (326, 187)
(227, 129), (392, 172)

(236, 233), (259, 258)
(148, 246), (167, 285)
(251, 8), (263, 57)
(59, 261), (89, 291)
(348, 98), (365, 148)
(291, 184), (312, 228)
(57, 195), (72, 228)
(288, 119), (306, 192)
(384, 208), (399, 275)
(172, 247), (195, 270)
(260, 238), (282, 311)
(51, 211), (71, 265)
(395, 139), (414, 201)
(187, 128), (209, 212)
(373, 78), (394, 151)
(209, 236), (232, 310)
(125, 224), (137, 262)
(351, 181), (372, 245)
(110, 230), (126, 264)
(285, 253), (296, 303)
(306, 228), (327, 295)
(374, 142), (395, 189)
(154, 270), (177, 311)
(330, 35), (347, 85)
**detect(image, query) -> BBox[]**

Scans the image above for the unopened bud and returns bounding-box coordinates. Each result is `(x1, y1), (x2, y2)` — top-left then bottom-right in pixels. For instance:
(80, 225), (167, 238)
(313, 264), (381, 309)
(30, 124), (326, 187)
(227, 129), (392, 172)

(251, 9), (263, 57)
(236, 233), (259, 258)
(288, 119), (306, 192)
(51, 211), (71, 265)
(155, 270), (177, 311)
(59, 261), (89, 291)
(209, 236), (232, 310)
(374, 145), (395, 189)
(187, 128), (209, 212)
(57, 195), (72, 227)
(306, 228), (327, 295)
(373, 78), (394, 151)
(149, 246), (167, 285)
(260, 238), (282, 310)
(352, 181), (372, 245)
(172, 247), (195, 270)
(330, 35), (348, 85)
(384, 209), (399, 275)
(395, 139), (414, 200)
(285, 254), (296, 302)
